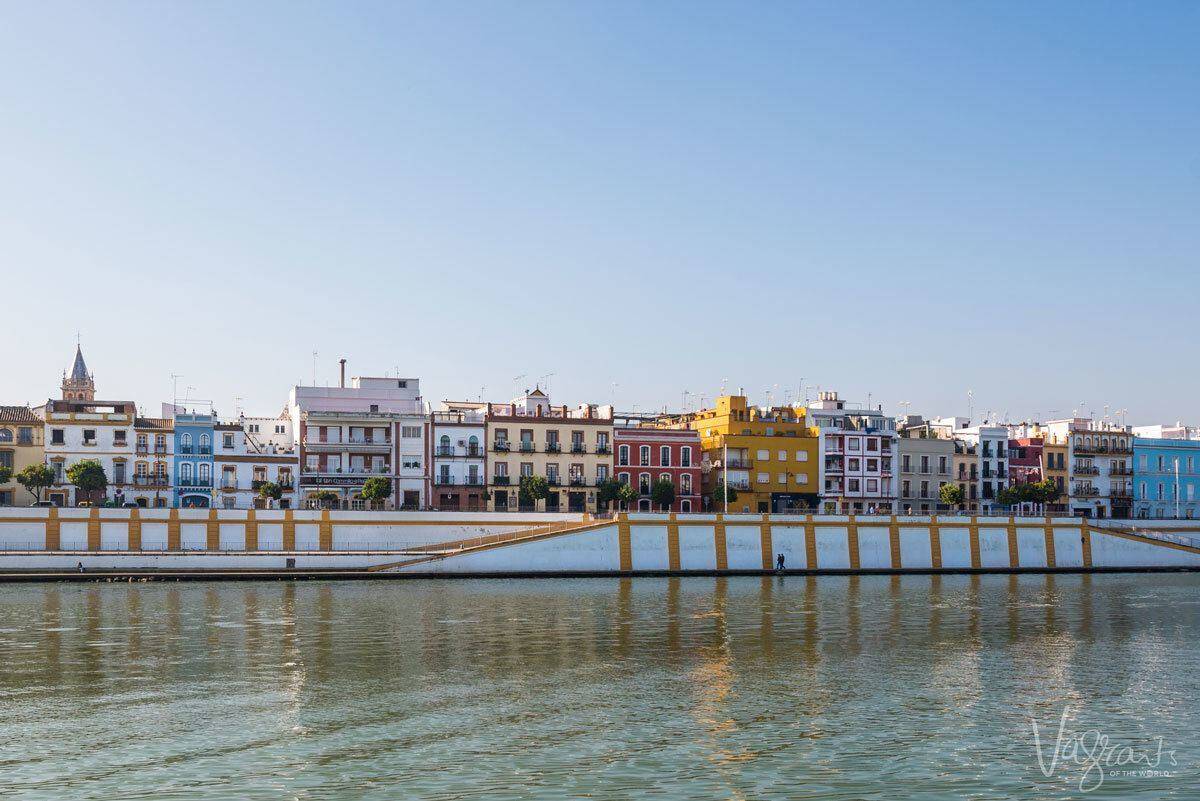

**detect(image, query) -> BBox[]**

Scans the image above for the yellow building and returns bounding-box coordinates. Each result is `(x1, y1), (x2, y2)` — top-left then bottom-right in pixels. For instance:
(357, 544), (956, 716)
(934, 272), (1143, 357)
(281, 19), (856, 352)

(0, 406), (45, 506)
(665, 395), (819, 514)
(485, 389), (614, 513)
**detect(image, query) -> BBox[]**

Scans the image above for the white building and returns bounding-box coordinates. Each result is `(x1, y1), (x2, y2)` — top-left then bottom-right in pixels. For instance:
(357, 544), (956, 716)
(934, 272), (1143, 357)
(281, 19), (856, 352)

(290, 371), (428, 509)
(808, 391), (897, 513)
(241, 408), (295, 451)
(38, 346), (142, 507)
(429, 403), (487, 511)
(213, 419), (299, 509)
(1132, 423), (1200, 440)
(1044, 418), (1133, 519)
(949, 424), (1010, 511)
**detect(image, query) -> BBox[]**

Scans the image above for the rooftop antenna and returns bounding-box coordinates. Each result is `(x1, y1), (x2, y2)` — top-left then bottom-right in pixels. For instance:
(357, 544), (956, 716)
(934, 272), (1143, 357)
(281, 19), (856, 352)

(539, 371), (557, 397)
(480, 386), (486, 402)
(170, 374), (183, 410)
(719, 377), (728, 396)
(611, 382), (618, 407)
(967, 389), (974, 423)
(312, 350), (318, 386)
(682, 389), (691, 413)
(513, 374), (527, 395)
(234, 396), (243, 417)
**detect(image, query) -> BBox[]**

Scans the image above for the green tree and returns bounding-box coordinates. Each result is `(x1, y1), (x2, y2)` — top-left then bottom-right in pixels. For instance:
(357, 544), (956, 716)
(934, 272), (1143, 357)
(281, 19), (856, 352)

(650, 477), (676, 511)
(15, 463), (54, 504)
(311, 489), (340, 509)
(711, 480), (738, 510)
(257, 481), (283, 507)
(1033, 478), (1061, 505)
(0, 466), (11, 487)
(67, 460), (107, 504)
(995, 486), (1021, 507)
(360, 476), (391, 509)
(617, 482), (637, 510)
(519, 475), (550, 509)
(938, 482), (965, 510)
(596, 478), (622, 511)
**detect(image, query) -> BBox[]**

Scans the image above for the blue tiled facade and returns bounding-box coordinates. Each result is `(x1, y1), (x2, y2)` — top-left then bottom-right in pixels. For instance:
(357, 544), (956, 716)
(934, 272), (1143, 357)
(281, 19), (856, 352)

(174, 413), (215, 508)
(1133, 437), (1200, 519)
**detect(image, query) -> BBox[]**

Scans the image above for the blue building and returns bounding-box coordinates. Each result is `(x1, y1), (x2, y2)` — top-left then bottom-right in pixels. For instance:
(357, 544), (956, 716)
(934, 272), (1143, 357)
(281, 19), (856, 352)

(1133, 437), (1200, 519)
(174, 412), (215, 508)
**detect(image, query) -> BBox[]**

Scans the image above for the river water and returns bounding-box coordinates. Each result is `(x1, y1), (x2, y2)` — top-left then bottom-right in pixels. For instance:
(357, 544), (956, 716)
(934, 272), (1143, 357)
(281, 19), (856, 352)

(0, 574), (1195, 800)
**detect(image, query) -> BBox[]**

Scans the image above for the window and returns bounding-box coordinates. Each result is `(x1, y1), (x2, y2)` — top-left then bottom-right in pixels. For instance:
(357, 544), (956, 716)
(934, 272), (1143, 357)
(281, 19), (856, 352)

(639, 474), (651, 494)
(520, 462), (533, 478)
(494, 462), (508, 477)
(18, 428), (32, 445)
(618, 444), (630, 466)
(370, 404), (380, 413)
(796, 451), (807, 462)
(596, 464), (609, 482)
(618, 472), (630, 485)
(867, 479), (878, 493)
(0, 451), (12, 469)
(402, 457), (421, 470)
(223, 433), (234, 449)
(778, 450), (786, 462)
(640, 446), (650, 466)
(939, 456), (947, 474)
(681, 500), (691, 513)
(796, 473), (808, 485)
(1158, 456), (1165, 471)
(199, 433), (210, 451)
(866, 459), (878, 472)
(902, 455), (911, 472)
(757, 472), (769, 484)
(920, 456), (929, 473)
(401, 426), (422, 439)
(848, 458), (860, 471)
(83, 429), (96, 445)
(660, 446), (671, 467)
(777, 473), (786, 485)
(848, 439), (861, 452)
(681, 474), (692, 494)
(757, 449), (769, 461)
(902, 480), (911, 497)
(680, 447), (692, 467)
(848, 479), (860, 492)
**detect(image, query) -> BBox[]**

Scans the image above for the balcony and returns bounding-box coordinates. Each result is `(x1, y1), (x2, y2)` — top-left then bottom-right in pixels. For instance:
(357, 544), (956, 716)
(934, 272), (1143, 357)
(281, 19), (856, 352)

(133, 475), (170, 487)
(545, 442), (561, 453)
(547, 476), (561, 486)
(154, 445), (168, 454)
(596, 444), (611, 455)
(569, 476), (586, 486)
(1075, 465), (1099, 475)
(1076, 444), (1133, 456)
(464, 476), (484, 486)
(519, 442), (536, 453)
(492, 475), (511, 485)
(135, 445), (149, 455)
(493, 441), (510, 452)
(726, 459), (752, 469)
(435, 475), (457, 486)
(178, 477), (213, 488)
(1109, 467), (1133, 477)
(1074, 485), (1100, 497)
(570, 444), (587, 454)
(435, 446), (456, 457)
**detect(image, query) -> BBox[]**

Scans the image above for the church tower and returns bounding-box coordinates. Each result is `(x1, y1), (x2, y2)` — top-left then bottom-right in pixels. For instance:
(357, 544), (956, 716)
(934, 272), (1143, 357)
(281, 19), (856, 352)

(62, 343), (95, 402)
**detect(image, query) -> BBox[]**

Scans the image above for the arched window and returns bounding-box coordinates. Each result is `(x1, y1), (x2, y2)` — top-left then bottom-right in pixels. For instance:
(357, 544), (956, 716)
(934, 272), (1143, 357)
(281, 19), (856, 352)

(680, 499), (691, 513)
(181, 462), (193, 481)
(639, 446), (650, 466)
(618, 472), (630, 485)
(200, 433), (211, 450)
(681, 474), (692, 494)
(440, 435), (450, 450)
(639, 473), (651, 494)
(660, 446), (671, 466)
(618, 444), (629, 466)
(680, 447), (692, 467)
(468, 435), (479, 448)
(199, 463), (211, 482)
(0, 429), (11, 443)
(660, 473), (671, 484)
(182, 433), (192, 448)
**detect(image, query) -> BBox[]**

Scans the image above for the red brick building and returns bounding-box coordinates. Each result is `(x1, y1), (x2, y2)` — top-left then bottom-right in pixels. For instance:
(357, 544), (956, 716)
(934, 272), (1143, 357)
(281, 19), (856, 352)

(613, 426), (702, 512)
(1008, 438), (1043, 485)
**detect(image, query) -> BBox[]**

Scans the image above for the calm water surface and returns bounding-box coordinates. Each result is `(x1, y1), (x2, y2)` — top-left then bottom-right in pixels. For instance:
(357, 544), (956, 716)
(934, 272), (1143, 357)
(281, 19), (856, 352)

(0, 575), (1196, 800)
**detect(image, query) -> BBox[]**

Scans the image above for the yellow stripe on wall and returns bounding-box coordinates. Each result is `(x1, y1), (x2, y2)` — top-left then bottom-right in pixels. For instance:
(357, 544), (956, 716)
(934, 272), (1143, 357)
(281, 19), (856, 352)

(128, 507), (141, 551)
(319, 509), (333, 552)
(617, 514), (632, 571)
(282, 510), (296, 551)
(889, 515), (902, 569)
(207, 509), (220, 551)
(87, 508), (101, 552)
(1007, 516), (1019, 568)
(245, 509), (258, 551)
(804, 514), (817, 569)
(929, 515), (942, 569)
(666, 514), (681, 571)
(1080, 519), (1092, 568)
(847, 515), (861, 570)
(714, 515), (728, 571)
(968, 516), (981, 569)
(45, 507), (60, 551)
(167, 508), (181, 550)
(760, 514), (773, 570)
(1044, 519), (1057, 568)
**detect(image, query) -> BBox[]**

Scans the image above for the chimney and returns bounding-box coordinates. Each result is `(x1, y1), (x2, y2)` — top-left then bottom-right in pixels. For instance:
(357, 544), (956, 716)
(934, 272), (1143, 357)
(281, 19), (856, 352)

(339, 359), (346, 388)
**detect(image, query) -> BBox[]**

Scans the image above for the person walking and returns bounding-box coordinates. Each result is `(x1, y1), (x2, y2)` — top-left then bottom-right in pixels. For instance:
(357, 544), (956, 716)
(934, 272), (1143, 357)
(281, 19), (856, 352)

(776, 553), (785, 572)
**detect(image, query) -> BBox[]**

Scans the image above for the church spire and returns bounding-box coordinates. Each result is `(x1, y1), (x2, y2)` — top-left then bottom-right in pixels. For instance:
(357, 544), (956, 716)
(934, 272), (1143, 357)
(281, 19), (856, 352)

(62, 342), (95, 402)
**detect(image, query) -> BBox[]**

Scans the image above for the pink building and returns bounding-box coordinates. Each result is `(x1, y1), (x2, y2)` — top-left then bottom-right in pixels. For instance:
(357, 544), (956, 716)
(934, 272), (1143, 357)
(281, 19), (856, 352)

(613, 426), (702, 512)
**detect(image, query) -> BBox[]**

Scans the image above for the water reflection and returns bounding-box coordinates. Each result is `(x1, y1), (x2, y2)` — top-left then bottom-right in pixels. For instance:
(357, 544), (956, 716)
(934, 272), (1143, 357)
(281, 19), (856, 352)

(0, 574), (1194, 800)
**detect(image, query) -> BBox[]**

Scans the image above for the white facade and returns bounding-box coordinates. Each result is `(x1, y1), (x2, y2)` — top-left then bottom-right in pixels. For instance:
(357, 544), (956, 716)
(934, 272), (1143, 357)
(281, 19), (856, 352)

(242, 409), (295, 451)
(808, 392), (897, 512)
(952, 425), (1010, 510)
(291, 375), (428, 509)
(1045, 419), (1133, 518)
(430, 404), (487, 509)
(213, 421), (300, 510)
(40, 400), (138, 507)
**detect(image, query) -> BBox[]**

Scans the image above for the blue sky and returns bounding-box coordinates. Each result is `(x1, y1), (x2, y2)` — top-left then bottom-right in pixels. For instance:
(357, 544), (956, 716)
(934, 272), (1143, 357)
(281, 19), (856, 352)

(3, 2), (1197, 424)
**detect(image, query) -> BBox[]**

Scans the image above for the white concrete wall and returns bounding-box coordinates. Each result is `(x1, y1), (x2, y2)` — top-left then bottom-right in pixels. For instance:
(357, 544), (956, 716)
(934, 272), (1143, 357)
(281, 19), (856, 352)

(2, 509), (1200, 573)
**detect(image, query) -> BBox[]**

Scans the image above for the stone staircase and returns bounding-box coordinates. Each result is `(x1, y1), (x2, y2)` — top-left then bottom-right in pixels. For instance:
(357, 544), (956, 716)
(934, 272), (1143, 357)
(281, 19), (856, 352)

(366, 515), (615, 572)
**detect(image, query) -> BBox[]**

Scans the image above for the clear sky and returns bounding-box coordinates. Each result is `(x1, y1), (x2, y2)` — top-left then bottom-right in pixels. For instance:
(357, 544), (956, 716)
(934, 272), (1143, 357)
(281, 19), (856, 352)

(3, 2), (1197, 424)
